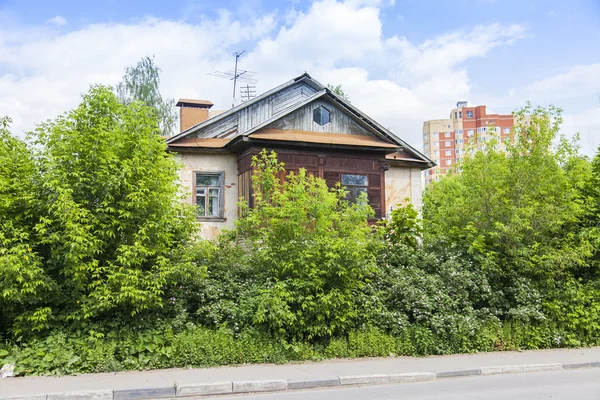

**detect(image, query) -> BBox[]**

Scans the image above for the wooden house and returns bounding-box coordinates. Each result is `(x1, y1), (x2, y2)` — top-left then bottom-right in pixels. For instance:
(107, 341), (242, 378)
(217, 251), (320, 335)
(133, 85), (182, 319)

(166, 73), (434, 239)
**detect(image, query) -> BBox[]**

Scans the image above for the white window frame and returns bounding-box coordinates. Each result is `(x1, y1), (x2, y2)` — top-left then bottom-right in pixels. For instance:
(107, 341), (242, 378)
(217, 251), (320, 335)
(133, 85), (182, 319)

(193, 171), (225, 221)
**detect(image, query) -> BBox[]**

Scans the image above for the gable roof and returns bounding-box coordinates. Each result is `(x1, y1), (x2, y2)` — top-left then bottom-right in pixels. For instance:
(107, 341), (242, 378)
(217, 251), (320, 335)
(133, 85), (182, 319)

(167, 73), (433, 166)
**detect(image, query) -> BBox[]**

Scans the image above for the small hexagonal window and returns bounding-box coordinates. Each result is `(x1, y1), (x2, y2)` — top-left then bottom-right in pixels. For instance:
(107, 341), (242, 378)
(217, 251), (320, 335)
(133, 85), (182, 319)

(313, 106), (330, 126)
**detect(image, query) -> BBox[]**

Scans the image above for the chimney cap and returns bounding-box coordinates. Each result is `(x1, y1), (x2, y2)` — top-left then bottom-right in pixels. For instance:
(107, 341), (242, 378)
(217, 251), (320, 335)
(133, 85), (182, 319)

(176, 99), (214, 108)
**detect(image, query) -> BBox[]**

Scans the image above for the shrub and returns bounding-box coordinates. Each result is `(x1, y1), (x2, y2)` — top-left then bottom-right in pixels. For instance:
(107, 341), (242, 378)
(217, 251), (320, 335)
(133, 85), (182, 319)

(236, 150), (378, 341)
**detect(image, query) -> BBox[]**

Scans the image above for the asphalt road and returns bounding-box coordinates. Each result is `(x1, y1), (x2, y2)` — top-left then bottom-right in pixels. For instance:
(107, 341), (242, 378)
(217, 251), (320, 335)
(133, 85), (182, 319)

(196, 369), (600, 400)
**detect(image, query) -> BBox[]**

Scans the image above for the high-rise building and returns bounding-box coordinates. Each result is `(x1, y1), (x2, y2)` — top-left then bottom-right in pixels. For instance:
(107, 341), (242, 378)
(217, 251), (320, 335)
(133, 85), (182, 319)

(423, 101), (515, 185)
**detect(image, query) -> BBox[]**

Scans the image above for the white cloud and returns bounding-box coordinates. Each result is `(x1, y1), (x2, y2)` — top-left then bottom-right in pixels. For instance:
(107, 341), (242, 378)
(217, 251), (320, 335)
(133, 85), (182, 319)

(480, 63), (600, 156)
(525, 64), (600, 101)
(46, 16), (67, 26)
(563, 107), (600, 155)
(1, 0), (526, 152)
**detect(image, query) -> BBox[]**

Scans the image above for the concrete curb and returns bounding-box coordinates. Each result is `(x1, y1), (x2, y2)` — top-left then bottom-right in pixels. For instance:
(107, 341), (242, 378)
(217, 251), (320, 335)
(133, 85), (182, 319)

(113, 387), (175, 400)
(436, 368), (482, 378)
(5, 361), (600, 399)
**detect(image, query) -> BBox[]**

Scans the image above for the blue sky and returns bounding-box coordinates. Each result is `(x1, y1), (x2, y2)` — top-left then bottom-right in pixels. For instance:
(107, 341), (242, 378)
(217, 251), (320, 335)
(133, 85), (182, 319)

(1, 0), (599, 152)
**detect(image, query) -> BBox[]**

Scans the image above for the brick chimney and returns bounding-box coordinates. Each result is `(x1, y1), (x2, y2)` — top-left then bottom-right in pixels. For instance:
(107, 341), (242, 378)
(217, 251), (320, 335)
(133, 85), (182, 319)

(176, 99), (214, 132)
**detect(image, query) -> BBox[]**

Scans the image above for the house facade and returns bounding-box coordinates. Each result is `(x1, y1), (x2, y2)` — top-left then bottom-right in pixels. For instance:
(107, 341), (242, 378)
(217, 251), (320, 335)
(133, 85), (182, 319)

(166, 73), (434, 239)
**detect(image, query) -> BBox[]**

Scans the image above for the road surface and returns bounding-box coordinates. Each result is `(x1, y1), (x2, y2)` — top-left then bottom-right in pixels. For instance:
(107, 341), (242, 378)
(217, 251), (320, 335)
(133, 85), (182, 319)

(194, 369), (600, 400)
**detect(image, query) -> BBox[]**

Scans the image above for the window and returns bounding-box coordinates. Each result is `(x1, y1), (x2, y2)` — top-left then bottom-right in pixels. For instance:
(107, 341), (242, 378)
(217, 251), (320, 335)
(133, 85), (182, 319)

(424, 143), (429, 150)
(455, 149), (461, 154)
(455, 139), (464, 145)
(445, 150), (451, 156)
(448, 125), (451, 128)
(434, 150), (439, 156)
(466, 110), (474, 118)
(503, 128), (510, 134)
(445, 132), (451, 138)
(424, 133), (429, 140)
(467, 129), (474, 136)
(446, 159), (452, 166)
(194, 172), (224, 219)
(433, 132), (439, 138)
(445, 141), (451, 146)
(434, 141), (439, 147)
(313, 106), (330, 126)
(456, 129), (464, 135)
(459, 111), (462, 118)
(341, 174), (368, 204)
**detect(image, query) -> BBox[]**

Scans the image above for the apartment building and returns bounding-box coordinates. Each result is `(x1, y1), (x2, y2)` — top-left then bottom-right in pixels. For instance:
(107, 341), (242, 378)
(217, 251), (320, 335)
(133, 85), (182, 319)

(423, 101), (515, 185)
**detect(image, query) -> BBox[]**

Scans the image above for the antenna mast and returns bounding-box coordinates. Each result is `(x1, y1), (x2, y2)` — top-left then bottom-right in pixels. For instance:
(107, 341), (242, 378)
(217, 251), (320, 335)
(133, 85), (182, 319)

(232, 51), (243, 106)
(240, 84), (257, 102)
(208, 51), (257, 107)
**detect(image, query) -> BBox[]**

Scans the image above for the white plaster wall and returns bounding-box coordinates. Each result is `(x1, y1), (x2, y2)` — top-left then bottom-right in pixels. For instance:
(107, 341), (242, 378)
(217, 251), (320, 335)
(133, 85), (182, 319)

(175, 152), (238, 239)
(384, 166), (424, 216)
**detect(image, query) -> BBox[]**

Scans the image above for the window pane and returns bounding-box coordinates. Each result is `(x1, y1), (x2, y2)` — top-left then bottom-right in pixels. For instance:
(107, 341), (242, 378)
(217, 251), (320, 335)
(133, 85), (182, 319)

(321, 107), (330, 124)
(345, 189), (354, 202)
(341, 174), (368, 186)
(196, 174), (219, 186)
(208, 189), (219, 216)
(356, 187), (368, 204)
(196, 194), (206, 216)
(313, 106), (330, 125)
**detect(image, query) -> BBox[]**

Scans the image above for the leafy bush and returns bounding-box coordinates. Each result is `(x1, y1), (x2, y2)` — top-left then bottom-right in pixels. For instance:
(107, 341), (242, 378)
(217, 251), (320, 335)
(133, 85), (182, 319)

(235, 150), (377, 341)
(0, 87), (198, 337)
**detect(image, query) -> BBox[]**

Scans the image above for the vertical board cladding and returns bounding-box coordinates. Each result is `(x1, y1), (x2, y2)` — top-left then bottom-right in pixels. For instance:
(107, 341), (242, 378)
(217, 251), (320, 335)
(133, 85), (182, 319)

(266, 99), (371, 136)
(189, 81), (318, 139)
(238, 169), (252, 213)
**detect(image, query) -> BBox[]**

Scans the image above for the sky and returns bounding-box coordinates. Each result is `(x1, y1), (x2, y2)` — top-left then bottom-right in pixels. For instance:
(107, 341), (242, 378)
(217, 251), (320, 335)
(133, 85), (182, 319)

(1, 0), (599, 154)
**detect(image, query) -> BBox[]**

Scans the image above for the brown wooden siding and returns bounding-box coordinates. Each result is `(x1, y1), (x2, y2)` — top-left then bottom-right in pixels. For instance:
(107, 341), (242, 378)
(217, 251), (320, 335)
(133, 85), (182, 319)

(237, 146), (386, 218)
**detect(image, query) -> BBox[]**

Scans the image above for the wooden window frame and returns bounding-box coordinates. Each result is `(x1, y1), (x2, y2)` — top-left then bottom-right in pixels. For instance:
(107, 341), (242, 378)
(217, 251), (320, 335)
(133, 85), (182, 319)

(193, 171), (226, 222)
(341, 173), (369, 204)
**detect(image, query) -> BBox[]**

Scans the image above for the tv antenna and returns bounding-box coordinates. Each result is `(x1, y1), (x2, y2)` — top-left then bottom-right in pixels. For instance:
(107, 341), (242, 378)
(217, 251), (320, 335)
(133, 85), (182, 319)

(240, 84), (256, 102)
(208, 50), (257, 107)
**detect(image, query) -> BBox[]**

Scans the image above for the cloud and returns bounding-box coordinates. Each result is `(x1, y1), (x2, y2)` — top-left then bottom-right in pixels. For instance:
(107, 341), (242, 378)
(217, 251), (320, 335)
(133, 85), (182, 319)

(563, 106), (600, 156)
(1, 0), (526, 152)
(482, 63), (600, 156)
(525, 64), (600, 101)
(46, 16), (67, 26)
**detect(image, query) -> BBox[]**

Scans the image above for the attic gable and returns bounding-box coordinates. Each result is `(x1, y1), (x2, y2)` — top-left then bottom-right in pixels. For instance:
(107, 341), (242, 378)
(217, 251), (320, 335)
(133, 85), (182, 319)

(167, 76), (321, 142)
(167, 73), (433, 167)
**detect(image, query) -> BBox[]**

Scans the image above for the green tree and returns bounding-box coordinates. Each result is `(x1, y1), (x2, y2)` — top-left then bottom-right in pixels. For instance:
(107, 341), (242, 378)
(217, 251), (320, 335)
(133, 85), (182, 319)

(28, 85), (197, 325)
(382, 201), (422, 248)
(327, 84), (350, 101)
(236, 150), (376, 341)
(422, 104), (592, 318)
(0, 117), (52, 334)
(116, 56), (177, 137)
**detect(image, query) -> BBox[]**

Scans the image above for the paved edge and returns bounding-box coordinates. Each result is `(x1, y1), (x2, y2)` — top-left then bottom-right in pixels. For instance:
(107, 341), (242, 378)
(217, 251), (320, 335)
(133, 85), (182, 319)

(5, 361), (600, 399)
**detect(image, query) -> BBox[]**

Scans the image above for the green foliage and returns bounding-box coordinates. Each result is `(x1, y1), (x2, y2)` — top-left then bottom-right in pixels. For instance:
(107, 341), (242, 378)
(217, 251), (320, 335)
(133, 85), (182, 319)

(423, 104), (593, 319)
(116, 56), (177, 137)
(0, 117), (52, 333)
(0, 87), (198, 336)
(326, 84), (350, 101)
(31, 85), (197, 323)
(236, 150), (376, 341)
(382, 200), (422, 247)
(3, 101), (600, 377)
